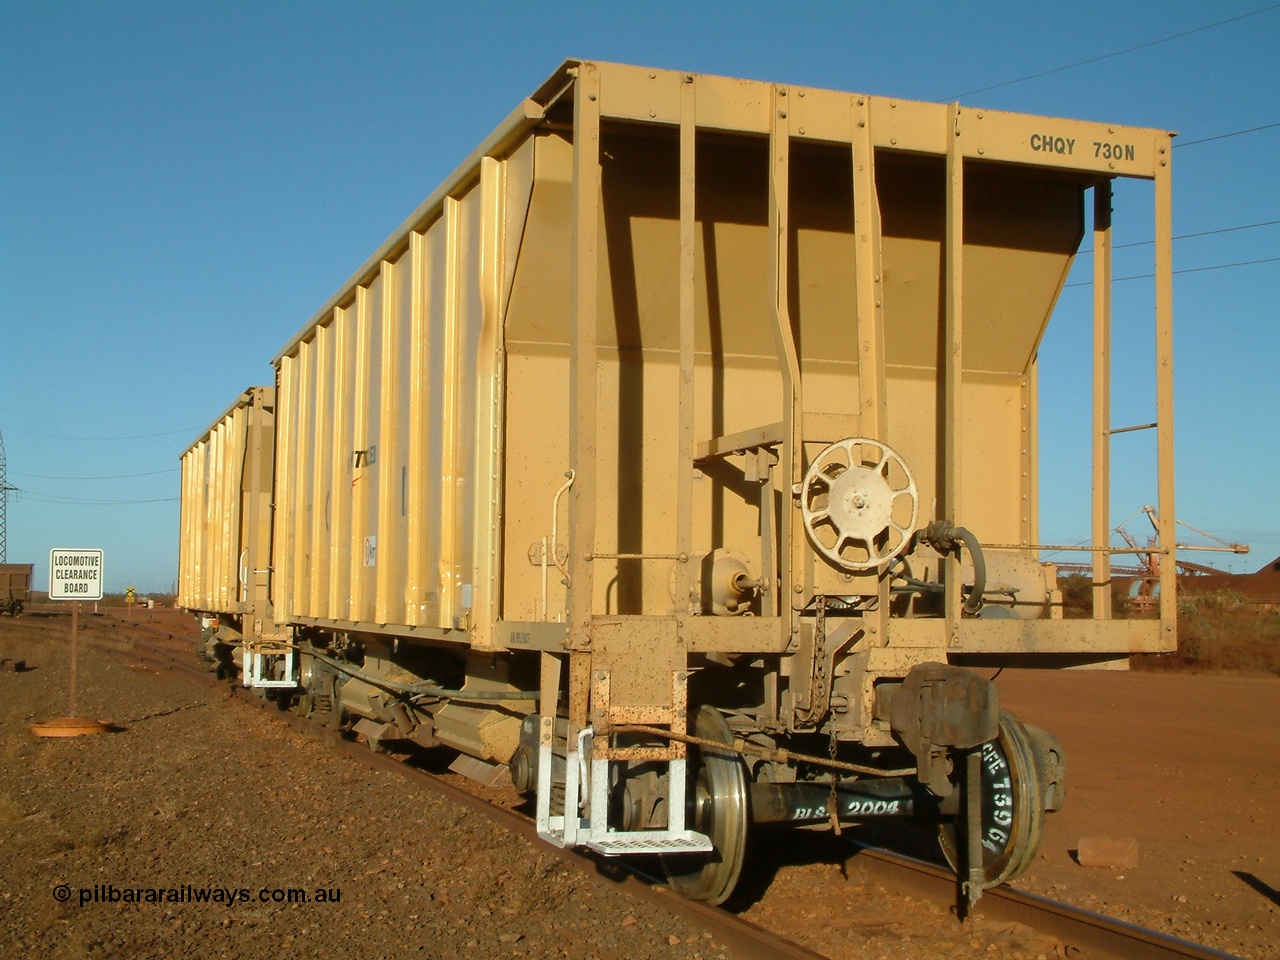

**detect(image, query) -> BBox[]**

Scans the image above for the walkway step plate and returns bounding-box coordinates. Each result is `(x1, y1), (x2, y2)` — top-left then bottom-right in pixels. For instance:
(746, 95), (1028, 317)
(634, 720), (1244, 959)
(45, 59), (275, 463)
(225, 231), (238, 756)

(586, 830), (713, 856)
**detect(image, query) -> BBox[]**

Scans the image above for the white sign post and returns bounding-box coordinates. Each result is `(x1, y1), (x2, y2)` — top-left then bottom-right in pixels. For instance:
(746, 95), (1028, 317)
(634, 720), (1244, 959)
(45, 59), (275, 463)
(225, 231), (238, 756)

(49, 549), (104, 601)
(48, 549), (104, 720)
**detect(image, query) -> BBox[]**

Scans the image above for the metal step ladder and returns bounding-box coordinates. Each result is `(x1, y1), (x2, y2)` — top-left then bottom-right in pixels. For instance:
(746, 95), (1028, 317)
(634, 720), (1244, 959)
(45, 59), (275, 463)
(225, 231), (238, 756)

(244, 635), (297, 689)
(536, 727), (712, 855)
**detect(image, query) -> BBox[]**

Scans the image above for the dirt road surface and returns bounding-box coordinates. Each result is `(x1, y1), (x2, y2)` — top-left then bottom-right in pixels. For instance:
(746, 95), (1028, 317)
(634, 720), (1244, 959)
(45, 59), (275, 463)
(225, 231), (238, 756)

(997, 667), (1279, 956)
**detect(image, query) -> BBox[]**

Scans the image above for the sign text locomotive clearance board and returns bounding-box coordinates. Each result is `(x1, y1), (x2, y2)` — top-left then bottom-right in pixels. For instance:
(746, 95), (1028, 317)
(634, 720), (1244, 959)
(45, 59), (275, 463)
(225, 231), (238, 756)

(49, 549), (104, 601)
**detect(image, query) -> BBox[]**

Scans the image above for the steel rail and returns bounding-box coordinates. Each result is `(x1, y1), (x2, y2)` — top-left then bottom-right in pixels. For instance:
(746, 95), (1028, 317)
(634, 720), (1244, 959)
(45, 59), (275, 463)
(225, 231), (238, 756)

(843, 841), (1243, 960)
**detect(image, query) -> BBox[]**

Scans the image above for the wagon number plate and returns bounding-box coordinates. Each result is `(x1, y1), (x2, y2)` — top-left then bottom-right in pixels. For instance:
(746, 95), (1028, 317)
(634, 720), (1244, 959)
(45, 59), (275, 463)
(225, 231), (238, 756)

(1094, 140), (1136, 162)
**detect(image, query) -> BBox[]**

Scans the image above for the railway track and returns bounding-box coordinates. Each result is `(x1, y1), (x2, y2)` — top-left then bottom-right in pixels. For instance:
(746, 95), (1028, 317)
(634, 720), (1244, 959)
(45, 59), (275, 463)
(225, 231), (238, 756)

(842, 845), (1241, 960)
(54, 612), (1248, 960)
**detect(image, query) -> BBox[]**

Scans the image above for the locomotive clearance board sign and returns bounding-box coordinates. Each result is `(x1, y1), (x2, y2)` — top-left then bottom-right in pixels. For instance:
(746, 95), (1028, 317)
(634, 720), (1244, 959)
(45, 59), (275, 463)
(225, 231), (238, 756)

(49, 549), (104, 601)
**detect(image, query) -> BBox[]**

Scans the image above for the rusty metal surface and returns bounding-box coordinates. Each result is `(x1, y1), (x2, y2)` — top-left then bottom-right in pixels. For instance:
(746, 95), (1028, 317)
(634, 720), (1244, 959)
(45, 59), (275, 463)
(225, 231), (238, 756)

(29, 716), (110, 737)
(1, 563), (33, 595)
(1, 563), (33, 613)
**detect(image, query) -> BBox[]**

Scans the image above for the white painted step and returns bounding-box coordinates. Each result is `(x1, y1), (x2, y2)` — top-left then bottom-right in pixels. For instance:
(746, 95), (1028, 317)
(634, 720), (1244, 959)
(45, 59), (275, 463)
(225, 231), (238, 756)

(585, 830), (712, 856)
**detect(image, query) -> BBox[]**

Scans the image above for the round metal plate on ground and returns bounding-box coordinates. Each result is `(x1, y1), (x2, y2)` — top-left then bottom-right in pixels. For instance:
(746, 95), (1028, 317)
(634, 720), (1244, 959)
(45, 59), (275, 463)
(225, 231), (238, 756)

(30, 716), (111, 737)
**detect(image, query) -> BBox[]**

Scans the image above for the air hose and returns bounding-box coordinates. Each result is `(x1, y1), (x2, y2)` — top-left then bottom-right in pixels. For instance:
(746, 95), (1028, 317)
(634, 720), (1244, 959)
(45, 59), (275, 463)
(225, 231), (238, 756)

(923, 520), (986, 616)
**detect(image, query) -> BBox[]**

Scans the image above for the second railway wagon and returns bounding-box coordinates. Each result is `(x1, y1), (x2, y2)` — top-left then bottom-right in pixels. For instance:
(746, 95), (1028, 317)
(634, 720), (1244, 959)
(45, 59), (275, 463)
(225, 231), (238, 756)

(178, 387), (275, 669)
(1, 563), (33, 616)
(180, 59), (1177, 905)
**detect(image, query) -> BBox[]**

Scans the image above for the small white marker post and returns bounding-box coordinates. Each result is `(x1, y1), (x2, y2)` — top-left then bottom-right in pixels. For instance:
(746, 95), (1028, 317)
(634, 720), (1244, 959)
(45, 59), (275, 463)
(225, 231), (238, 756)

(33, 549), (109, 737)
(71, 599), (77, 715)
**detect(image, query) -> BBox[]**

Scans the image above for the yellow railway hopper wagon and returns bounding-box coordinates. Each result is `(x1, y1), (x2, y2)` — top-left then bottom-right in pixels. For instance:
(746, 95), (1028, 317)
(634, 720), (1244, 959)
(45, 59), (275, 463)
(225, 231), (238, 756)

(178, 386), (276, 674)
(224, 60), (1174, 906)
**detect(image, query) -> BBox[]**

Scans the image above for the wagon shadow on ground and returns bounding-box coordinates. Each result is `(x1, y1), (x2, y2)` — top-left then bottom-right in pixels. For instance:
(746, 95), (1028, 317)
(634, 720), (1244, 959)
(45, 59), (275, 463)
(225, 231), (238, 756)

(722, 819), (951, 911)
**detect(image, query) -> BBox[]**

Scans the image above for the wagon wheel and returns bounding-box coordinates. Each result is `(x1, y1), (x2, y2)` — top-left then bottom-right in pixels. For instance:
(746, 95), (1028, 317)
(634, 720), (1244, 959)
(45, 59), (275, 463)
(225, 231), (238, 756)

(661, 706), (749, 905)
(800, 437), (918, 571)
(938, 709), (1045, 886)
(299, 660), (341, 731)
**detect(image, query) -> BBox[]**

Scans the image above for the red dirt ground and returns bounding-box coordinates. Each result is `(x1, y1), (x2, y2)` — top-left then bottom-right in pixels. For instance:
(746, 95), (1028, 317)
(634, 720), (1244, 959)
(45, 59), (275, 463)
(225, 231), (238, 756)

(3, 609), (1276, 958)
(996, 667), (1279, 957)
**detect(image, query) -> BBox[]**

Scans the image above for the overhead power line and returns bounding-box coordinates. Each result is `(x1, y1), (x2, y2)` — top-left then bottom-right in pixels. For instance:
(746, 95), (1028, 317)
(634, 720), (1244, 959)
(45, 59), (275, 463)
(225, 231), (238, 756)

(1078, 218), (1280, 254)
(12, 467), (179, 481)
(5, 425), (205, 442)
(940, 3), (1280, 100)
(15, 490), (180, 505)
(1174, 121), (1280, 148)
(1064, 255), (1280, 287)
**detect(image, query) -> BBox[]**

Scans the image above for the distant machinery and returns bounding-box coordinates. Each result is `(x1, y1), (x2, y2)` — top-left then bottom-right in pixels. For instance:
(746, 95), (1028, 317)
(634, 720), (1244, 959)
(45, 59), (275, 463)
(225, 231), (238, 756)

(1059, 505), (1250, 608)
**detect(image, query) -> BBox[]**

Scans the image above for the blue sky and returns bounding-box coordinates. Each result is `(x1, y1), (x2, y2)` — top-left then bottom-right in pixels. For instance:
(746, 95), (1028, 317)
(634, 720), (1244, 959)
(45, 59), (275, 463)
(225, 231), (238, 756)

(2, 1), (1277, 592)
